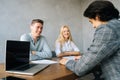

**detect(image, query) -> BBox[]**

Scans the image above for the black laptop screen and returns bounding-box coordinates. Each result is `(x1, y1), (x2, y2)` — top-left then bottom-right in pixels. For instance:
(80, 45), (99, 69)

(6, 40), (30, 70)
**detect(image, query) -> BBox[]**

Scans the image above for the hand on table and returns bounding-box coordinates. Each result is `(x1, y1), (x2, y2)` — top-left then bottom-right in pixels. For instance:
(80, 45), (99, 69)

(59, 56), (82, 65)
(74, 56), (81, 60)
(32, 51), (36, 55)
(59, 58), (68, 65)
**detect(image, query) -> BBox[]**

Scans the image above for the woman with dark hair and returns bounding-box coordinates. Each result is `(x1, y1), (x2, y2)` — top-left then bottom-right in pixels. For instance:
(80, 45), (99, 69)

(84, 1), (119, 21)
(59, 1), (120, 80)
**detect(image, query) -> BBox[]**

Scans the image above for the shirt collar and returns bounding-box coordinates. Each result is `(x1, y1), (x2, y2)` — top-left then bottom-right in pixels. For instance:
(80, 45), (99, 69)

(29, 33), (41, 42)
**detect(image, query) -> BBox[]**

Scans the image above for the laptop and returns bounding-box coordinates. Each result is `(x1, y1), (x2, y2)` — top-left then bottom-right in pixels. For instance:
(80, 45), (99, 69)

(5, 40), (49, 75)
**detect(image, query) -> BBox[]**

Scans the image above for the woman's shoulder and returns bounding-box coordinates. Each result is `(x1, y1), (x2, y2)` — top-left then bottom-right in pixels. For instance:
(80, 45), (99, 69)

(68, 40), (74, 44)
(55, 40), (61, 45)
(55, 40), (60, 43)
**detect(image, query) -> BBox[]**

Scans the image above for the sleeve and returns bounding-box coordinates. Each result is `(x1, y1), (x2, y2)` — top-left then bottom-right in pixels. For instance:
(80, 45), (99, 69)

(55, 42), (61, 56)
(34, 37), (52, 59)
(65, 26), (119, 77)
(20, 34), (30, 41)
(20, 35), (52, 60)
(71, 41), (80, 52)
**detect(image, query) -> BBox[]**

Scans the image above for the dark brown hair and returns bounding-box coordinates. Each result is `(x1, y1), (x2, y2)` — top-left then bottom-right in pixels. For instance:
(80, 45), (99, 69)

(84, 0), (119, 21)
(31, 19), (44, 25)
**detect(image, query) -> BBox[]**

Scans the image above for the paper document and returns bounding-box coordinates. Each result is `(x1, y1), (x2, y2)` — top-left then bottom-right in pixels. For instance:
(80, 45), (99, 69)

(31, 59), (58, 64)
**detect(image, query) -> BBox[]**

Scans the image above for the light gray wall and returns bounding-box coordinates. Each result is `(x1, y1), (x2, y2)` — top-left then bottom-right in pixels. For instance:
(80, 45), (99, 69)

(0, 0), (83, 63)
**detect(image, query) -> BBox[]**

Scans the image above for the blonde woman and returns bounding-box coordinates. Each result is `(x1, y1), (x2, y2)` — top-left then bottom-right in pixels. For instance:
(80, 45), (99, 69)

(55, 25), (81, 59)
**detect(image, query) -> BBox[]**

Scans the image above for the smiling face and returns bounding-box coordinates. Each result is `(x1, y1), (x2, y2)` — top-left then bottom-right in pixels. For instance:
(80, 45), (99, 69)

(30, 22), (43, 38)
(62, 27), (70, 40)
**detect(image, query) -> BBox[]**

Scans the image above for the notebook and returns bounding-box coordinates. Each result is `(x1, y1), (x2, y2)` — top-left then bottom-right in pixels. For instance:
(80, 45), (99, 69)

(5, 40), (49, 75)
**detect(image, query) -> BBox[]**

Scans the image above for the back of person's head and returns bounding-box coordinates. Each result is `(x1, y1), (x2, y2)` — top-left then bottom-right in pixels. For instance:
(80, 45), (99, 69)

(31, 19), (44, 25)
(83, 0), (119, 21)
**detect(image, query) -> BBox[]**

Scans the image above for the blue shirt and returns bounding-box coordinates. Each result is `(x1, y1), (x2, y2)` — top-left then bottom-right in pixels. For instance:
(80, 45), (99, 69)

(65, 19), (120, 80)
(20, 33), (52, 60)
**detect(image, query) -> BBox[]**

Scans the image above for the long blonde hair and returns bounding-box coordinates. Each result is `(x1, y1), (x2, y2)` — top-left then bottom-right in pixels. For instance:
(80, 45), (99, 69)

(56, 25), (73, 47)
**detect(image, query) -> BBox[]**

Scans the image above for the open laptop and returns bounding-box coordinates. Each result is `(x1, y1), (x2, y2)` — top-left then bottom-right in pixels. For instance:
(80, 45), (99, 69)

(5, 40), (49, 75)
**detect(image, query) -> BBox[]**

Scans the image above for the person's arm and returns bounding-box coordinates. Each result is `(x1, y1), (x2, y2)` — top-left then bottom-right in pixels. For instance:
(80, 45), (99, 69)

(58, 51), (80, 57)
(31, 37), (52, 60)
(55, 41), (81, 58)
(20, 34), (52, 60)
(60, 26), (120, 76)
(58, 41), (81, 57)
(55, 41), (61, 56)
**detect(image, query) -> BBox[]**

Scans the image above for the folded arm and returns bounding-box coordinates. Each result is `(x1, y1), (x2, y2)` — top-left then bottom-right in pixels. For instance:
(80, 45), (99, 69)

(57, 51), (80, 58)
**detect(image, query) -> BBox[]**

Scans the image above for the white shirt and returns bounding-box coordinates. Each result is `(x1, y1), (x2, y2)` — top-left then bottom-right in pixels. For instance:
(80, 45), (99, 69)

(55, 40), (80, 56)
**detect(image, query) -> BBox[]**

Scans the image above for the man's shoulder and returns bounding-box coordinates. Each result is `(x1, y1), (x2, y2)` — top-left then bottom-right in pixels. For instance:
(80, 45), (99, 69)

(40, 35), (46, 39)
(38, 35), (49, 43)
(21, 33), (30, 38)
(20, 33), (31, 41)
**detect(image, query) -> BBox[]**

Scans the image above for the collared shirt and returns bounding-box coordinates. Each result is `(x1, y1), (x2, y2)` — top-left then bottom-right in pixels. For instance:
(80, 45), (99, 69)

(65, 19), (120, 80)
(20, 33), (52, 60)
(55, 40), (80, 56)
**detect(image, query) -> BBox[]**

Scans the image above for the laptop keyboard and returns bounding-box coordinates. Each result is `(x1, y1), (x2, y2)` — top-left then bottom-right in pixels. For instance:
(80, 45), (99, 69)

(15, 64), (37, 71)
